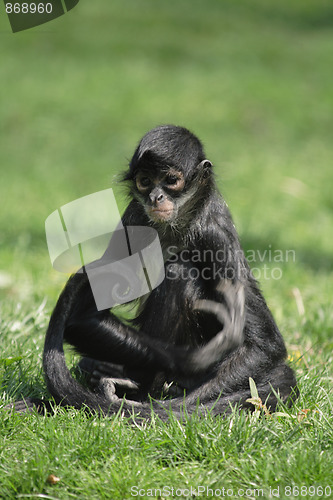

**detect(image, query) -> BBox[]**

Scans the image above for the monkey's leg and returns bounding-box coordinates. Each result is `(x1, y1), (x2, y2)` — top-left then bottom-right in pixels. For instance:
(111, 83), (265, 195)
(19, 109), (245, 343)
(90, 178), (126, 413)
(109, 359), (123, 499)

(203, 363), (299, 415)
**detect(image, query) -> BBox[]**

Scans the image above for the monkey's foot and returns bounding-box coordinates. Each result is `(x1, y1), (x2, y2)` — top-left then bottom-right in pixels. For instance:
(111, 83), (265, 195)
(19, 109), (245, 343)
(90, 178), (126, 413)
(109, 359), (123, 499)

(77, 357), (140, 397)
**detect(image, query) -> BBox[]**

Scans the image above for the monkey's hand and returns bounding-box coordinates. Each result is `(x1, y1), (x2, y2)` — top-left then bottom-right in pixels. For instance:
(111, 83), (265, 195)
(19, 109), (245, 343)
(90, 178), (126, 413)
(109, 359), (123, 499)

(172, 280), (245, 376)
(195, 279), (245, 350)
(77, 358), (140, 398)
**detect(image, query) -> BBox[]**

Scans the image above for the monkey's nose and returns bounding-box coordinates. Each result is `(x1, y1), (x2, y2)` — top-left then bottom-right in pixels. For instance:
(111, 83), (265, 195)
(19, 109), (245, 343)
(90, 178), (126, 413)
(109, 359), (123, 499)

(149, 190), (165, 204)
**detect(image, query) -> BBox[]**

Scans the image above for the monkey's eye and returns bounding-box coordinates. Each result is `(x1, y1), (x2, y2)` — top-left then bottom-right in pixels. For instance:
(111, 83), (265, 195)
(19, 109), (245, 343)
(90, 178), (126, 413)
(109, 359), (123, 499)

(136, 176), (151, 190)
(164, 172), (185, 191)
(140, 177), (151, 187)
(165, 175), (179, 185)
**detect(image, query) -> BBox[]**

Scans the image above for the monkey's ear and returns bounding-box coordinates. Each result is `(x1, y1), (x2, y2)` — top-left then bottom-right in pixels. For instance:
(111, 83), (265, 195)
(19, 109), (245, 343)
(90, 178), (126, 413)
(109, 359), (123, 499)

(198, 159), (213, 178)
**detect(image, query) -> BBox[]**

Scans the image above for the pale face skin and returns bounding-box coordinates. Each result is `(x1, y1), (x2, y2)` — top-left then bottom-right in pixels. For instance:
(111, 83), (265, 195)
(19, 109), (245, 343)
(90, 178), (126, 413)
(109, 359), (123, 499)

(135, 169), (185, 222)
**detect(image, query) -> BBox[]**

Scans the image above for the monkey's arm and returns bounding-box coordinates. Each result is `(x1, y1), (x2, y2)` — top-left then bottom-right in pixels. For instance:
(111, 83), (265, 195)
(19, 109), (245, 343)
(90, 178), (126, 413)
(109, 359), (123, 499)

(64, 271), (245, 378)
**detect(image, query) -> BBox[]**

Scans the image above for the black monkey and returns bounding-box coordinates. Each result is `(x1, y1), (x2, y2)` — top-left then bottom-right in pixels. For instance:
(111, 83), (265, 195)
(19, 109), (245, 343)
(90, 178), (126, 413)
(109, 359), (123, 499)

(15, 125), (297, 419)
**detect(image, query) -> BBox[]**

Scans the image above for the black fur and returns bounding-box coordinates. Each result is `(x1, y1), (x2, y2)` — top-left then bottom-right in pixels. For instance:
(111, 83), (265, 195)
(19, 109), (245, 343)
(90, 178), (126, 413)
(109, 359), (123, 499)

(13, 125), (298, 419)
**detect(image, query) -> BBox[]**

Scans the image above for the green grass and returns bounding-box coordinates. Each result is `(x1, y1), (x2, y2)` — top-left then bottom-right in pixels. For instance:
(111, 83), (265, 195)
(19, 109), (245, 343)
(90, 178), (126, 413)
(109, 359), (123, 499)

(0, 0), (332, 498)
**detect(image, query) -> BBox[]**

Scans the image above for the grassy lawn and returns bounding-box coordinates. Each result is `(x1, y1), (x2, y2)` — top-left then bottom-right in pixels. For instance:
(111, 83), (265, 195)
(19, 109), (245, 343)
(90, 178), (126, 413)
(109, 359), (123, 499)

(0, 1), (332, 498)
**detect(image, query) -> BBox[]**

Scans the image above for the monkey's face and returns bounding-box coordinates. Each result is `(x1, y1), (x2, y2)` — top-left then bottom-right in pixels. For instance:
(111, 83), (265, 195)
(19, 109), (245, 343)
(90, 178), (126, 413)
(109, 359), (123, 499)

(135, 168), (185, 223)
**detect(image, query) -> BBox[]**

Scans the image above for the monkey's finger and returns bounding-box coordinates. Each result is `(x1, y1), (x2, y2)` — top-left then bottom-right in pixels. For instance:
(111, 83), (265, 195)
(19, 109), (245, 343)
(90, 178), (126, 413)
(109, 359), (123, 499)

(194, 299), (231, 326)
(111, 378), (140, 391)
(162, 382), (184, 397)
(92, 371), (140, 391)
(97, 377), (117, 400)
(218, 280), (245, 322)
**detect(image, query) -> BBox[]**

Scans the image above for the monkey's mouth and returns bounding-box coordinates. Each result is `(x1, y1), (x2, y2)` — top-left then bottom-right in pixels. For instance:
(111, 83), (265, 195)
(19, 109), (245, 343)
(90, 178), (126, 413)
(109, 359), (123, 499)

(148, 208), (174, 222)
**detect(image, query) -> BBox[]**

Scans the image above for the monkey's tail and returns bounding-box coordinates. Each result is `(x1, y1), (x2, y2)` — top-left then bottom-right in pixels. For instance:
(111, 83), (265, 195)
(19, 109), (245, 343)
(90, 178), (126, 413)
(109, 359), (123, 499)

(5, 276), (89, 415)
(6, 275), (105, 415)
(41, 274), (137, 415)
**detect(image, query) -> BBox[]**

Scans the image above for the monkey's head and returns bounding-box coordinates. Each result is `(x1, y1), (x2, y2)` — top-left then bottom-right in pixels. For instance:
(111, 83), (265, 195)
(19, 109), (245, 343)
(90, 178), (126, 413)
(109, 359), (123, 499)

(124, 125), (214, 225)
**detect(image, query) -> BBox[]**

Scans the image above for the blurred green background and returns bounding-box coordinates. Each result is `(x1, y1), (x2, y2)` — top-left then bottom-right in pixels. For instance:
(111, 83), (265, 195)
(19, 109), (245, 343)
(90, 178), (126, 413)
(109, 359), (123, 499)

(0, 0), (332, 315)
(0, 2), (332, 497)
